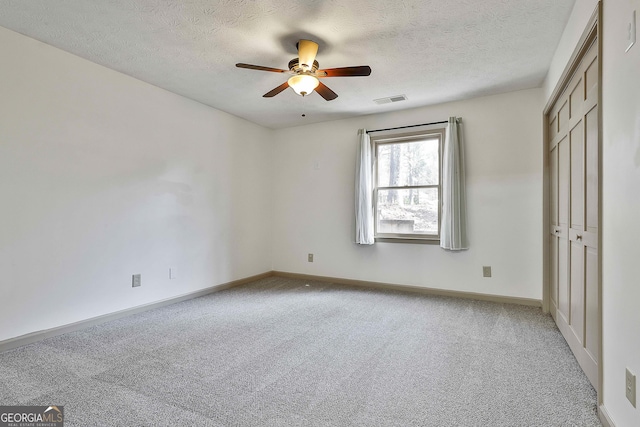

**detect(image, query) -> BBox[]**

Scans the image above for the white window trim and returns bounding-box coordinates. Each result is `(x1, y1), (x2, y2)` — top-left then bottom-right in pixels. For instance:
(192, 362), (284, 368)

(371, 127), (445, 243)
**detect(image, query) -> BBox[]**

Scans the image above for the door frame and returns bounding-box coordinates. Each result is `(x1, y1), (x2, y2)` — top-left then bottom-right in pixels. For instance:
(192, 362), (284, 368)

(542, 0), (602, 406)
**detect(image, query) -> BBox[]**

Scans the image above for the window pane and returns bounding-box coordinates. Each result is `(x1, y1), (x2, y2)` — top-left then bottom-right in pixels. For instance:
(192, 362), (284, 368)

(377, 188), (438, 235)
(377, 138), (439, 187)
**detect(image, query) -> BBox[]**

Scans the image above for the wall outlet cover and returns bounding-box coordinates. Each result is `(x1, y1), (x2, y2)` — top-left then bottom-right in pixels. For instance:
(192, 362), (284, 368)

(308, 253), (314, 262)
(627, 367), (637, 407)
(169, 268), (177, 279)
(482, 266), (492, 278)
(132, 274), (141, 288)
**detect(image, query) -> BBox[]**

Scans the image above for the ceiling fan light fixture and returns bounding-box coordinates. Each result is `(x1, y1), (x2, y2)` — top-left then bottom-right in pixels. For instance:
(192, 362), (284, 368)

(237, 39), (370, 101)
(297, 39), (319, 70)
(288, 74), (319, 97)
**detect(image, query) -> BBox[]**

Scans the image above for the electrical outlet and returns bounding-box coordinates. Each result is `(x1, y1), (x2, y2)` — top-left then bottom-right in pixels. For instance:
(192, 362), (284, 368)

(482, 266), (492, 278)
(132, 274), (141, 288)
(627, 367), (637, 407)
(169, 268), (177, 280)
(308, 253), (314, 262)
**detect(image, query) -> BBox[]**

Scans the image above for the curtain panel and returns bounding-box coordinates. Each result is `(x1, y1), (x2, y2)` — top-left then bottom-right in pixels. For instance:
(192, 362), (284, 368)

(355, 129), (374, 245)
(440, 117), (468, 250)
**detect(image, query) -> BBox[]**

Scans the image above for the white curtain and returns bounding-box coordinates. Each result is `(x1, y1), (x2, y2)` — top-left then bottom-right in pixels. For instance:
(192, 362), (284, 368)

(355, 129), (374, 245)
(440, 117), (468, 250)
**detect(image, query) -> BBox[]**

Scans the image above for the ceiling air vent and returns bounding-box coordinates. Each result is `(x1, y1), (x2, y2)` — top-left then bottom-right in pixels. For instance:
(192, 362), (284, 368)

(374, 94), (407, 105)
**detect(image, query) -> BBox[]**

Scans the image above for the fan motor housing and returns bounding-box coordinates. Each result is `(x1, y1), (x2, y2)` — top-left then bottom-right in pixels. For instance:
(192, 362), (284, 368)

(288, 58), (319, 73)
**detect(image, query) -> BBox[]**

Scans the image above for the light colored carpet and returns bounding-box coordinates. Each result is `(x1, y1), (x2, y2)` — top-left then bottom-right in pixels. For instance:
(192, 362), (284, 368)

(0, 277), (600, 426)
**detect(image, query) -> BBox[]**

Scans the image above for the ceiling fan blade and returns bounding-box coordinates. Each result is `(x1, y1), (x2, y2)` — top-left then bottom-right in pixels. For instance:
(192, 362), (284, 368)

(315, 82), (338, 101)
(236, 63), (288, 73)
(318, 66), (372, 77)
(263, 81), (290, 98)
(297, 39), (319, 70)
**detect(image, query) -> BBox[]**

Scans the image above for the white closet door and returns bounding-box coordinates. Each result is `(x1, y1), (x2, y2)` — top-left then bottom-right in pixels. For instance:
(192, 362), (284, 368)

(548, 38), (599, 388)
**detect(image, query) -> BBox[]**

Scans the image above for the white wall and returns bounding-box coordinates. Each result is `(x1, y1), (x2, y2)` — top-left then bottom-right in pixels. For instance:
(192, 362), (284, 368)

(272, 88), (543, 300)
(0, 27), (273, 342)
(544, 1), (640, 425)
(601, 1), (640, 425)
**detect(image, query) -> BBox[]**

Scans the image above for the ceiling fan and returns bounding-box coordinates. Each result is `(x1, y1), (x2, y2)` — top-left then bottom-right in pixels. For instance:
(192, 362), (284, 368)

(236, 39), (371, 101)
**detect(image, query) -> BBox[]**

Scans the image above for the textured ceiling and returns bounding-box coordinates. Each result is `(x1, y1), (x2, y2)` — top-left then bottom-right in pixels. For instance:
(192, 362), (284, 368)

(0, 0), (576, 129)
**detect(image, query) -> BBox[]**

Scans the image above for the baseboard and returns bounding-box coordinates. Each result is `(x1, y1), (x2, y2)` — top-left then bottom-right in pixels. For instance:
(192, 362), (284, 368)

(272, 271), (542, 307)
(0, 271), (272, 354)
(598, 404), (616, 427)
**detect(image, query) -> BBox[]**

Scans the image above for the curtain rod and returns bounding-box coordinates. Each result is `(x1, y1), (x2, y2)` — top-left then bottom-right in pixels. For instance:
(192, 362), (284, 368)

(366, 120), (449, 134)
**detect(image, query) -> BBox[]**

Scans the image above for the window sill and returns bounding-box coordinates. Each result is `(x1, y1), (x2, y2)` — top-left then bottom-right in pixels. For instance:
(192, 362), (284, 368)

(375, 237), (440, 245)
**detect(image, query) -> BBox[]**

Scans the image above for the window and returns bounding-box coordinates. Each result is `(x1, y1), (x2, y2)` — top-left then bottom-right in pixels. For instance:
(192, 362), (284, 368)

(373, 128), (444, 242)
